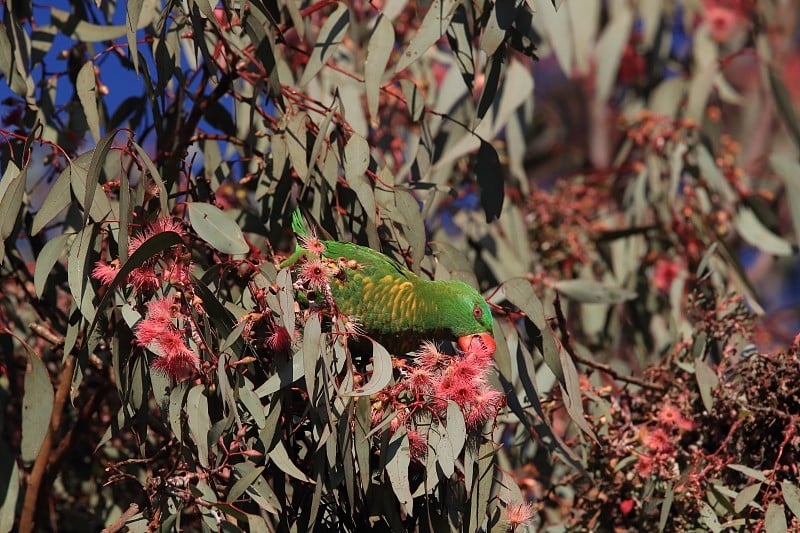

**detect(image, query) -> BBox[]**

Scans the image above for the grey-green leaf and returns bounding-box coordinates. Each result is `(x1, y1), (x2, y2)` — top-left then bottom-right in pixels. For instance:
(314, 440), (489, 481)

(187, 385), (211, 468)
(365, 15), (394, 122)
(22, 349), (54, 463)
(34, 233), (71, 298)
(734, 207), (794, 256)
(187, 203), (249, 255)
(554, 279), (637, 304)
(695, 358), (718, 412)
(396, 0), (459, 72)
(345, 341), (392, 397)
(765, 503), (788, 533)
(298, 3), (349, 87)
(781, 481), (800, 519)
(76, 61), (101, 143)
(734, 483), (762, 513)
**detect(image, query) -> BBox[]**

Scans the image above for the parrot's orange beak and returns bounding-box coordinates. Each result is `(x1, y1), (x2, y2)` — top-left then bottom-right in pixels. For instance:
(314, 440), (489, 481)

(458, 333), (496, 356)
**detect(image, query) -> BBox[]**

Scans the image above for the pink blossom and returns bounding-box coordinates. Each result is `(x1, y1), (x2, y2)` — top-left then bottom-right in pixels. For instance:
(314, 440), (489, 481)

(128, 265), (161, 293)
(465, 388), (503, 429)
(656, 404), (694, 431)
(149, 216), (184, 236)
(129, 217), (184, 256)
(149, 329), (199, 380)
(266, 325), (292, 352)
(653, 258), (682, 293)
(407, 367), (434, 396)
(636, 453), (655, 478)
(146, 297), (175, 324)
(643, 427), (673, 453)
(414, 341), (443, 370)
(92, 260), (120, 286)
(298, 258), (330, 292)
(407, 429), (427, 461)
(505, 501), (535, 530)
(298, 233), (326, 256)
(134, 318), (169, 347)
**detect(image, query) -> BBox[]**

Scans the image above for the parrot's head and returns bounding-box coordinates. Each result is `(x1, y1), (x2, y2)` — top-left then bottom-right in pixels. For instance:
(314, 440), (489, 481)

(442, 281), (496, 356)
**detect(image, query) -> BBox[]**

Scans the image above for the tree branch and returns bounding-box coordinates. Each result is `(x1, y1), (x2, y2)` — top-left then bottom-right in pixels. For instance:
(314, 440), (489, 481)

(19, 354), (75, 533)
(553, 293), (665, 392)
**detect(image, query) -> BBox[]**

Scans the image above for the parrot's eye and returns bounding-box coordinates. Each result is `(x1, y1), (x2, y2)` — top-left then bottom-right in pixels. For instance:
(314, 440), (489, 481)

(473, 305), (483, 319)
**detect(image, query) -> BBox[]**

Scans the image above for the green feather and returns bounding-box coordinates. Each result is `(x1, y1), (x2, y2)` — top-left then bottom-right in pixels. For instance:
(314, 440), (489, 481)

(284, 209), (493, 351)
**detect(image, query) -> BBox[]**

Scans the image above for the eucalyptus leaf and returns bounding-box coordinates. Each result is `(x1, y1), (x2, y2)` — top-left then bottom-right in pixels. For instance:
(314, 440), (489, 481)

(21, 348), (54, 463)
(187, 203), (249, 255)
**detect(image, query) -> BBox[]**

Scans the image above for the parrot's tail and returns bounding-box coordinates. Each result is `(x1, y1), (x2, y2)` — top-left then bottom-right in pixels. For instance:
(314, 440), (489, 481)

(280, 208), (309, 268)
(291, 208), (308, 237)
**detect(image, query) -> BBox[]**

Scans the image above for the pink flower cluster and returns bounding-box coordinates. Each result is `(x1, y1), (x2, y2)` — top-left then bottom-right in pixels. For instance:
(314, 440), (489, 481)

(134, 297), (199, 381)
(92, 217), (190, 294)
(377, 342), (504, 461)
(636, 403), (694, 479)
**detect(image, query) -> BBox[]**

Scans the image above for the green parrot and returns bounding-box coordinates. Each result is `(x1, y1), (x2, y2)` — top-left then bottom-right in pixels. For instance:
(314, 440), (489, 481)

(282, 209), (496, 355)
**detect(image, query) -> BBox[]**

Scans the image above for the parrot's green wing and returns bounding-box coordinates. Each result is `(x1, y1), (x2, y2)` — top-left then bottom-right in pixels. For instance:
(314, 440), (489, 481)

(285, 208), (495, 354)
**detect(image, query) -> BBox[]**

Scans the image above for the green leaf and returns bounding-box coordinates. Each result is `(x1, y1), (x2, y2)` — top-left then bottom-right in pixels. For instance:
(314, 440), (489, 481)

(131, 141), (168, 216)
(385, 427), (413, 515)
(298, 3), (349, 87)
(769, 154), (800, 247)
(31, 156), (81, 235)
(76, 61), (101, 143)
(285, 113), (309, 182)
(169, 382), (189, 441)
(695, 357), (718, 411)
(0, 162), (26, 243)
(400, 79), (424, 122)
(468, 441), (494, 529)
(82, 130), (117, 227)
(559, 346), (597, 441)
(553, 279), (637, 304)
(475, 140), (504, 222)
(727, 463), (768, 482)
(781, 481), (800, 519)
(228, 464), (265, 504)
(445, 401), (466, 456)
(768, 66), (800, 150)
(765, 503), (788, 533)
(344, 134), (370, 187)
(254, 352), (304, 398)
(447, 5), (475, 87)
(269, 440), (312, 482)
(21, 348), (54, 463)
(365, 14), (394, 122)
(594, 6), (633, 103)
(187, 385), (211, 468)
(346, 340), (392, 397)
(51, 5), (153, 41)
(734, 483), (762, 513)
(437, 426), (454, 477)
(68, 224), (98, 323)
(658, 484), (674, 532)
(396, 0), (459, 72)
(734, 207), (795, 256)
(277, 268), (295, 339)
(187, 202), (249, 255)
(699, 502), (721, 532)
(501, 278), (564, 385)
(240, 377), (267, 428)
(126, 0), (143, 74)
(0, 451), (19, 532)
(302, 312), (322, 402)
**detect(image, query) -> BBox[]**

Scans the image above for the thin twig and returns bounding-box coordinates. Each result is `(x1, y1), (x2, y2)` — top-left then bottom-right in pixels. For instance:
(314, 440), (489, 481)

(553, 293), (665, 392)
(101, 503), (140, 533)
